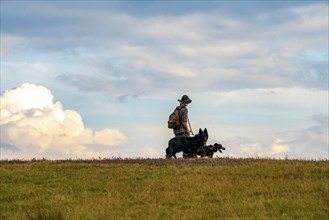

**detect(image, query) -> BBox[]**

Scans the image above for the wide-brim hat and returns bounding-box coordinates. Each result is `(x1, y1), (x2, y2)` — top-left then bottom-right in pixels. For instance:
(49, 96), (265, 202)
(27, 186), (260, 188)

(178, 95), (192, 104)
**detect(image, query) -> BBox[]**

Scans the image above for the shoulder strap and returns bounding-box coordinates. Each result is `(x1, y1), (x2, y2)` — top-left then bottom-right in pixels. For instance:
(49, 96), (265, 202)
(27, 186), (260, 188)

(175, 106), (183, 124)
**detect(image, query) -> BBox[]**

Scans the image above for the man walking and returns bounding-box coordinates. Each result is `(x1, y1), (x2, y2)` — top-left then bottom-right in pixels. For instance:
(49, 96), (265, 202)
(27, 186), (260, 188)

(173, 95), (192, 137)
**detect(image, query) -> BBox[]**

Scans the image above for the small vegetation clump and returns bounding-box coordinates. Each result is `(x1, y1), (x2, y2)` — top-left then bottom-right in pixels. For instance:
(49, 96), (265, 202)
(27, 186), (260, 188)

(1, 158), (328, 219)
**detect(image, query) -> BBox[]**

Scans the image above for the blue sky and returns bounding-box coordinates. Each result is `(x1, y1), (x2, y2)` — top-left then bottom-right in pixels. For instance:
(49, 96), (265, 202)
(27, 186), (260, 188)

(1, 1), (328, 159)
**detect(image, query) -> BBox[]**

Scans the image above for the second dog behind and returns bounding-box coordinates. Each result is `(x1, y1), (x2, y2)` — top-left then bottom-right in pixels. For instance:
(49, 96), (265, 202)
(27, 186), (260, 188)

(196, 143), (225, 158)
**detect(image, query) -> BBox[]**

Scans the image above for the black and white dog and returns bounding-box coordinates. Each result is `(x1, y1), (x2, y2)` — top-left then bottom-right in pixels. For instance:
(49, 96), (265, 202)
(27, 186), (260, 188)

(196, 143), (225, 158)
(166, 128), (208, 159)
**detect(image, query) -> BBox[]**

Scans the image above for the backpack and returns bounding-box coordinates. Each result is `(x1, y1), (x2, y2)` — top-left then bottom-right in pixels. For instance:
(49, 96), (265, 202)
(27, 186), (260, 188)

(168, 109), (181, 129)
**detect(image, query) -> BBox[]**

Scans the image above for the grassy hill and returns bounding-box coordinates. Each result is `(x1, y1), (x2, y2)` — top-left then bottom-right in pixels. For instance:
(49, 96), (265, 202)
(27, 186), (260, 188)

(1, 158), (328, 219)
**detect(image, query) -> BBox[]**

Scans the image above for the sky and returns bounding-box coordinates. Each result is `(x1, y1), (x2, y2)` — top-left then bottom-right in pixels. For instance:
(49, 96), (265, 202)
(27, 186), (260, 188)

(1, 1), (328, 160)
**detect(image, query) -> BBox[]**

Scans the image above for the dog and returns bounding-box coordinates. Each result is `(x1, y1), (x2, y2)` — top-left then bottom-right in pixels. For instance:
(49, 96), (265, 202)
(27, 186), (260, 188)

(166, 128), (208, 159)
(196, 143), (225, 158)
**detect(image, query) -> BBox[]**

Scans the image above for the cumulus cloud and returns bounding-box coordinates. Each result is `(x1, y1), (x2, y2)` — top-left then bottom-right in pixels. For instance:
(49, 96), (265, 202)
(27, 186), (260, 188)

(270, 139), (290, 154)
(134, 146), (163, 158)
(223, 136), (266, 158)
(0, 83), (127, 159)
(241, 143), (264, 157)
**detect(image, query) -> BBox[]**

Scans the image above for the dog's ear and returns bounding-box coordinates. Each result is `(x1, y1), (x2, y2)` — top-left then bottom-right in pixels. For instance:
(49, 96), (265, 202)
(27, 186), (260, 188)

(204, 128), (208, 134)
(199, 128), (202, 134)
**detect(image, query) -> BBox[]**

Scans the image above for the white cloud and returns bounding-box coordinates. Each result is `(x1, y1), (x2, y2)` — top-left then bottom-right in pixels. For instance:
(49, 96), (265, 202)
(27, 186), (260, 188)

(1, 83), (54, 114)
(241, 142), (264, 157)
(279, 114), (329, 159)
(0, 83), (128, 159)
(291, 5), (328, 31)
(94, 129), (127, 146)
(205, 87), (327, 112)
(134, 146), (163, 158)
(270, 138), (290, 154)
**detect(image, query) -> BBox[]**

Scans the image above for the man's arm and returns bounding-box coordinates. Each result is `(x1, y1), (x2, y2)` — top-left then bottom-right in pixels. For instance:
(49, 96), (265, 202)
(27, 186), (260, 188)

(183, 121), (190, 136)
(181, 106), (190, 136)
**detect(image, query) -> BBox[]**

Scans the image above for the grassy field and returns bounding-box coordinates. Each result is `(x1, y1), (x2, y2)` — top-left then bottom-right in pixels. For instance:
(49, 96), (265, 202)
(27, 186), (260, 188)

(1, 158), (328, 220)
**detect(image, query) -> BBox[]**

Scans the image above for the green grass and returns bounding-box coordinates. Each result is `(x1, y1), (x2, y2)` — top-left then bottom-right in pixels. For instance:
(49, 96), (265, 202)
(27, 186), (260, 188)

(1, 158), (328, 219)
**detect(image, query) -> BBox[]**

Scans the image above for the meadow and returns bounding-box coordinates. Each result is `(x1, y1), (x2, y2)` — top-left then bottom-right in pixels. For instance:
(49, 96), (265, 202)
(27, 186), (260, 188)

(0, 158), (328, 220)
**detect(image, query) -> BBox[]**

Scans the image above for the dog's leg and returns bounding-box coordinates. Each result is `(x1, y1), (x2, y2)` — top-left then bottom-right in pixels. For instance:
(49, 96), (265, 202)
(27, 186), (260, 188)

(166, 147), (174, 159)
(201, 148), (206, 157)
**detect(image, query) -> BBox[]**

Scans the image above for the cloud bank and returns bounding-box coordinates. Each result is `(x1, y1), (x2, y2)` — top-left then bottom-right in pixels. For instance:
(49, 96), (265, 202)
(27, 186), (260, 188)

(2, 2), (328, 96)
(1, 83), (127, 159)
